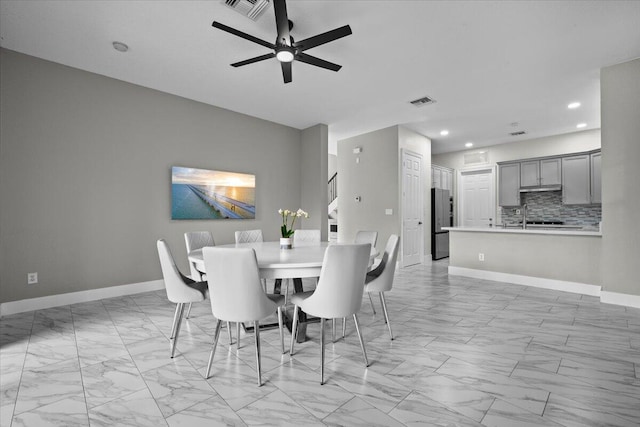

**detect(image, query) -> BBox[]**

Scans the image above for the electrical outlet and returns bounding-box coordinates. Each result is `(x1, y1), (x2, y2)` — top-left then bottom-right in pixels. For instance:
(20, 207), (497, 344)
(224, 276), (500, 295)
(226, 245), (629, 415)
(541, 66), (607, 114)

(27, 272), (38, 285)
(478, 253), (485, 262)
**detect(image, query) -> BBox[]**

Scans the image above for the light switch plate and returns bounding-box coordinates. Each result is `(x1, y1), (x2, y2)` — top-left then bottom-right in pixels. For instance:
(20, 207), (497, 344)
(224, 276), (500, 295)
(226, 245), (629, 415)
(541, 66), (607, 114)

(385, 209), (393, 215)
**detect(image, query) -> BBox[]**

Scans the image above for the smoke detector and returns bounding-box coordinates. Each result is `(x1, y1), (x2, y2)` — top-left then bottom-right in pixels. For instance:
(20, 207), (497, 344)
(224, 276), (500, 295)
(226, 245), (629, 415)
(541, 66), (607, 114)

(223, 0), (271, 21)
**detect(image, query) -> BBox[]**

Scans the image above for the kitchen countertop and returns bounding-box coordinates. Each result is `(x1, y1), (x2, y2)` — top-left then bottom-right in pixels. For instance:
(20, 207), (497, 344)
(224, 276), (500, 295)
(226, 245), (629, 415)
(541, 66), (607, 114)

(443, 226), (601, 237)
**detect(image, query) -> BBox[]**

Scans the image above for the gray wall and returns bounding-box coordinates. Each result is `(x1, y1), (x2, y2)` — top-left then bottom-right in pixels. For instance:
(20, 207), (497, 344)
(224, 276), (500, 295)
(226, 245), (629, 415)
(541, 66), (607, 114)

(601, 58), (640, 297)
(338, 126), (399, 256)
(300, 124), (328, 239)
(338, 125), (431, 261)
(0, 49), (307, 303)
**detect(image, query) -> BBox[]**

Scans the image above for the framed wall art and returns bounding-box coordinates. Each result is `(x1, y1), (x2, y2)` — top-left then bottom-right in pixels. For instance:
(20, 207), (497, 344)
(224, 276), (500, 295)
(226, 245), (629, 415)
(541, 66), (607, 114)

(171, 166), (256, 220)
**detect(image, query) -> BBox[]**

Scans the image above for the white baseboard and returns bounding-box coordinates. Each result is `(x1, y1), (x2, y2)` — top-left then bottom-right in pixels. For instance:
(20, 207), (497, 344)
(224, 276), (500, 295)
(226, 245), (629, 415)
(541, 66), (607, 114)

(0, 280), (165, 317)
(600, 291), (640, 309)
(448, 266), (602, 297)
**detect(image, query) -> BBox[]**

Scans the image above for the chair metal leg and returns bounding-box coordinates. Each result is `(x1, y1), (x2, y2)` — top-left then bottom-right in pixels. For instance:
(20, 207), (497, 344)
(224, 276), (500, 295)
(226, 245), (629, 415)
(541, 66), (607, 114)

(236, 322), (241, 349)
(378, 293), (387, 324)
(368, 292), (376, 314)
(185, 302), (193, 319)
(353, 313), (369, 367)
(205, 319), (223, 379)
(170, 303), (182, 339)
(332, 318), (336, 343)
(254, 320), (262, 386)
(227, 321), (233, 344)
(380, 293), (393, 340)
(320, 318), (325, 385)
(277, 306), (285, 354)
(289, 305), (299, 356)
(171, 303), (186, 358)
(342, 317), (346, 338)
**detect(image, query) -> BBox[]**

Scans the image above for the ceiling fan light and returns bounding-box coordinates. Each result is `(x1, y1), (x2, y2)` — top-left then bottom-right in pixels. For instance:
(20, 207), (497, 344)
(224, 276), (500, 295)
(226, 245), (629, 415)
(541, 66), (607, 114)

(276, 47), (294, 62)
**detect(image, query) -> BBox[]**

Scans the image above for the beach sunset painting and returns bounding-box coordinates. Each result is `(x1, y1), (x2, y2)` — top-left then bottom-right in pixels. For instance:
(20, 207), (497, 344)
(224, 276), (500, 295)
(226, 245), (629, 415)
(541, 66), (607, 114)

(171, 166), (256, 220)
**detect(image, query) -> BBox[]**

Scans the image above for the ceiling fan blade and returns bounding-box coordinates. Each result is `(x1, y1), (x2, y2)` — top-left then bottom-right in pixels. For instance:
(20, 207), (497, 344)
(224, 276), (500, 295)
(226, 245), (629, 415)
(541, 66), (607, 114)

(296, 52), (342, 72)
(231, 53), (276, 67)
(212, 21), (275, 50)
(294, 25), (352, 51)
(273, 0), (291, 46)
(281, 61), (292, 83)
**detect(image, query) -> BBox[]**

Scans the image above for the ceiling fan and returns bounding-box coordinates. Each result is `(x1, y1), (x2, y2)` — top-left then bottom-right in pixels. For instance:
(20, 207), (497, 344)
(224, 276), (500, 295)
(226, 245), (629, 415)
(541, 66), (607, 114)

(212, 0), (352, 84)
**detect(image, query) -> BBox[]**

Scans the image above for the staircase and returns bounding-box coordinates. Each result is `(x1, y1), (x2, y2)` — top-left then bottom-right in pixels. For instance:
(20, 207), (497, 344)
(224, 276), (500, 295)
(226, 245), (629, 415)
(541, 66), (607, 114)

(328, 173), (338, 242)
(328, 172), (338, 219)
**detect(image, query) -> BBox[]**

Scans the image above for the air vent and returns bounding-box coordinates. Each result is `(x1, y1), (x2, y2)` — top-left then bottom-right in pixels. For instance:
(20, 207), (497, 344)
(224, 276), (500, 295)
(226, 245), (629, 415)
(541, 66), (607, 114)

(223, 0), (271, 21)
(409, 96), (436, 107)
(510, 131), (527, 136)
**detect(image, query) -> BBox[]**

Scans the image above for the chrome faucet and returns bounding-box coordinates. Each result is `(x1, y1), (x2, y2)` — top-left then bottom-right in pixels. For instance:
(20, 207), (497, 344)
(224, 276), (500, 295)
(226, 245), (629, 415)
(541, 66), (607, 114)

(522, 203), (528, 229)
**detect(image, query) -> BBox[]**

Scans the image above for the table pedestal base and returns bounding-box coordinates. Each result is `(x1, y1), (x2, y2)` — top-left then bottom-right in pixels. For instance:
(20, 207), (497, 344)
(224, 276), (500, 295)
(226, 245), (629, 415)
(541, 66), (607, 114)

(274, 278), (319, 343)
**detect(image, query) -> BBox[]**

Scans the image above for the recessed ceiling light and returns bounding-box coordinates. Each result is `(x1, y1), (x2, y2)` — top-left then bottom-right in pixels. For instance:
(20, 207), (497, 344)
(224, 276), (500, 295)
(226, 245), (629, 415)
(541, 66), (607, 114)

(465, 142), (473, 148)
(112, 41), (129, 52)
(440, 130), (449, 136)
(568, 102), (581, 109)
(576, 123), (587, 129)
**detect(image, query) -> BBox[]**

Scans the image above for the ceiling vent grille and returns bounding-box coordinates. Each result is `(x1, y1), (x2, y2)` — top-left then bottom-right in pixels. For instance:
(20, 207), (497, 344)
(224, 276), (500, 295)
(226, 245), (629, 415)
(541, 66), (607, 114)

(510, 131), (527, 136)
(223, 0), (271, 21)
(409, 96), (436, 107)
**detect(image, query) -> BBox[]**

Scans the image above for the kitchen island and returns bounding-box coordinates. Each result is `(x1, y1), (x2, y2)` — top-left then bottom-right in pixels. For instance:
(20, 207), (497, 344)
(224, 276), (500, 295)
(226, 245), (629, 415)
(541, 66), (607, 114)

(443, 226), (602, 296)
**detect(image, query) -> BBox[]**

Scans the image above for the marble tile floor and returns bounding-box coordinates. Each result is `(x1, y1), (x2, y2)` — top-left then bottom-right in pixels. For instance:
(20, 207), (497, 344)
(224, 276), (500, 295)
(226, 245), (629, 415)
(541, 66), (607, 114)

(1, 260), (639, 426)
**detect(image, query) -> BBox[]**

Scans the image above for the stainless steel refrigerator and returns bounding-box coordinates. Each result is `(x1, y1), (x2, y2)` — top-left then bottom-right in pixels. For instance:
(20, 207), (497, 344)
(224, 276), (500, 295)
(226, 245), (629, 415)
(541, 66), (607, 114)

(431, 188), (451, 260)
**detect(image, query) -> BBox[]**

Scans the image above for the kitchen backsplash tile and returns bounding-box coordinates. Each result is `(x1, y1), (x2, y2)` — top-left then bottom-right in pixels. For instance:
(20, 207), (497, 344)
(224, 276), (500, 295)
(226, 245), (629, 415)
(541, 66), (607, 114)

(501, 191), (601, 225)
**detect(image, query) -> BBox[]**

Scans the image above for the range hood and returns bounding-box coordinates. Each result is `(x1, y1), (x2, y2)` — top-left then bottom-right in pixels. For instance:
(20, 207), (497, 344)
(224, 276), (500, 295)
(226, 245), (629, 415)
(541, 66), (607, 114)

(519, 185), (562, 193)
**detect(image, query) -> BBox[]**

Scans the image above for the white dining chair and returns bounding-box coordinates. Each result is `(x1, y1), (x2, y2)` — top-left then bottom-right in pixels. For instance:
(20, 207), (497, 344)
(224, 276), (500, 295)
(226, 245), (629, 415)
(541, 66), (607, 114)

(364, 234), (400, 340)
(289, 229), (322, 302)
(184, 231), (215, 318)
(355, 230), (378, 247)
(156, 239), (208, 358)
(289, 243), (371, 385)
(234, 229), (264, 244)
(354, 230), (379, 313)
(184, 231), (215, 281)
(203, 246), (286, 386)
(293, 229), (321, 246)
(235, 229), (267, 295)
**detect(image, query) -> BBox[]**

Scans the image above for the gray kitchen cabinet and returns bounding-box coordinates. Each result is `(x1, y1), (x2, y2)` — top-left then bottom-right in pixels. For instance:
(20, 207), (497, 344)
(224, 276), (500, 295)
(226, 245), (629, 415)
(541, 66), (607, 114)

(520, 160), (540, 187)
(499, 163), (520, 206)
(540, 158), (562, 186)
(562, 154), (590, 205)
(590, 151), (601, 204)
(520, 158), (561, 187)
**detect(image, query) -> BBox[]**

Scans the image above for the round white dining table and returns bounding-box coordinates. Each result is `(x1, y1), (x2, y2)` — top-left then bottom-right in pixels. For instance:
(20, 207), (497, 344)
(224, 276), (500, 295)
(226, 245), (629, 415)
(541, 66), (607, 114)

(187, 241), (377, 280)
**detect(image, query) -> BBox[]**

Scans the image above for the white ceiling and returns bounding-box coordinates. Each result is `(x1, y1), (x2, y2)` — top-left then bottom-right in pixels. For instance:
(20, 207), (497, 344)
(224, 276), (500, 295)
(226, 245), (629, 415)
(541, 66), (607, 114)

(1, 1), (639, 154)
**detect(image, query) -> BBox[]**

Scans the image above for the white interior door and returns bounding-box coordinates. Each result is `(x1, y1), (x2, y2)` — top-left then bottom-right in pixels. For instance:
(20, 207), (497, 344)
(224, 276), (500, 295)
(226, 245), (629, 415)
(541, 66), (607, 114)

(402, 150), (423, 267)
(460, 168), (495, 227)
